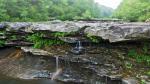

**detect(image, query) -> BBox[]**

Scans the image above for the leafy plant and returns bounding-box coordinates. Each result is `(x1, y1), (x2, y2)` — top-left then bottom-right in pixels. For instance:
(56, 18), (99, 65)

(128, 48), (150, 65)
(125, 62), (133, 69)
(52, 32), (70, 37)
(128, 49), (137, 57)
(10, 35), (17, 40)
(86, 34), (100, 43)
(141, 79), (146, 84)
(0, 40), (5, 47)
(26, 32), (65, 48)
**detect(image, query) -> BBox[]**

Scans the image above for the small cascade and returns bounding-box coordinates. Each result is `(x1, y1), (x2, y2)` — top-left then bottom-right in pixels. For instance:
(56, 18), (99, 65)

(70, 41), (85, 55)
(51, 56), (62, 80)
(56, 56), (59, 71)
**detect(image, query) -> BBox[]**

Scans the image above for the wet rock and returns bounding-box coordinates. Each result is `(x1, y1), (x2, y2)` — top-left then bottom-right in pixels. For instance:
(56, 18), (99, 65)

(56, 69), (84, 84)
(122, 78), (138, 84)
(57, 78), (84, 84)
(70, 48), (85, 55)
(32, 70), (52, 79)
(21, 47), (52, 56)
(107, 74), (122, 80)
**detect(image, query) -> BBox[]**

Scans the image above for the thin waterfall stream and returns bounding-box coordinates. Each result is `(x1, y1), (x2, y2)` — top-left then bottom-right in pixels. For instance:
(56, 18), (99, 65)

(51, 56), (62, 80)
(56, 56), (59, 71)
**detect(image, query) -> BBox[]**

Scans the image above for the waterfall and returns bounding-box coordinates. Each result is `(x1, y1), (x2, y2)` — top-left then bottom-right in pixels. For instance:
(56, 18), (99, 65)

(71, 40), (85, 55)
(56, 56), (59, 71)
(75, 41), (83, 50)
(78, 41), (83, 50)
(51, 56), (62, 80)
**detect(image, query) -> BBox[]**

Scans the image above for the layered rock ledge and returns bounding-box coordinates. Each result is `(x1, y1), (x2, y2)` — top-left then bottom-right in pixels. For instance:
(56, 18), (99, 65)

(0, 21), (150, 47)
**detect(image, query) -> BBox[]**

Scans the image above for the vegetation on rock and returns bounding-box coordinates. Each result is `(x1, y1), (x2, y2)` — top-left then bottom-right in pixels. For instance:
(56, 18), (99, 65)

(0, 40), (5, 47)
(26, 32), (69, 48)
(128, 43), (150, 65)
(86, 34), (101, 43)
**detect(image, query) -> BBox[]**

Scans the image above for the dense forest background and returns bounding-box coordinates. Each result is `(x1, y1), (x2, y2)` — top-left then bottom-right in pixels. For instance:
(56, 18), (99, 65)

(113, 0), (150, 21)
(0, 0), (113, 22)
(0, 0), (150, 22)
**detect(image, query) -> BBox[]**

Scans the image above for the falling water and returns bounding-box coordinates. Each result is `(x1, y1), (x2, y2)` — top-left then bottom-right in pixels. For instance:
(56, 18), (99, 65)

(56, 56), (59, 71)
(51, 56), (62, 80)
(76, 41), (83, 50)
(71, 40), (85, 55)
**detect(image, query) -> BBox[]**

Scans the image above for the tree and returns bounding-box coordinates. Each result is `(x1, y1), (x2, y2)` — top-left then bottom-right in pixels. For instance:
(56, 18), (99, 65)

(113, 0), (150, 21)
(0, 0), (113, 21)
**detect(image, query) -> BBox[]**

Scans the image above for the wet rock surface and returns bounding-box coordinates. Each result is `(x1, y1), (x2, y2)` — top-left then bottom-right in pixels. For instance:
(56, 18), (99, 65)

(19, 45), (131, 83)
(1, 43), (150, 84)
(122, 78), (138, 84)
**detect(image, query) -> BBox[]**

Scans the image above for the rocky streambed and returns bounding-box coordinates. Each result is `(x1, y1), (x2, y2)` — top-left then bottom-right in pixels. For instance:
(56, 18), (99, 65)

(0, 21), (150, 84)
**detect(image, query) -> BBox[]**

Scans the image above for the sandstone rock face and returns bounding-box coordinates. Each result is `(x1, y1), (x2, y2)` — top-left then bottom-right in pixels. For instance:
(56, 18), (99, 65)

(84, 22), (150, 42)
(0, 21), (150, 45)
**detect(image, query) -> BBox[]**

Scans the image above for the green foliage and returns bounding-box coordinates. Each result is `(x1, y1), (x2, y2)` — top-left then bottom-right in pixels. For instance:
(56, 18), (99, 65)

(125, 62), (133, 69)
(52, 32), (70, 37)
(147, 71), (150, 76)
(141, 79), (146, 84)
(86, 34), (100, 43)
(128, 48), (150, 65)
(0, 40), (5, 47)
(113, 0), (150, 21)
(0, 0), (111, 21)
(10, 35), (17, 40)
(26, 32), (66, 48)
